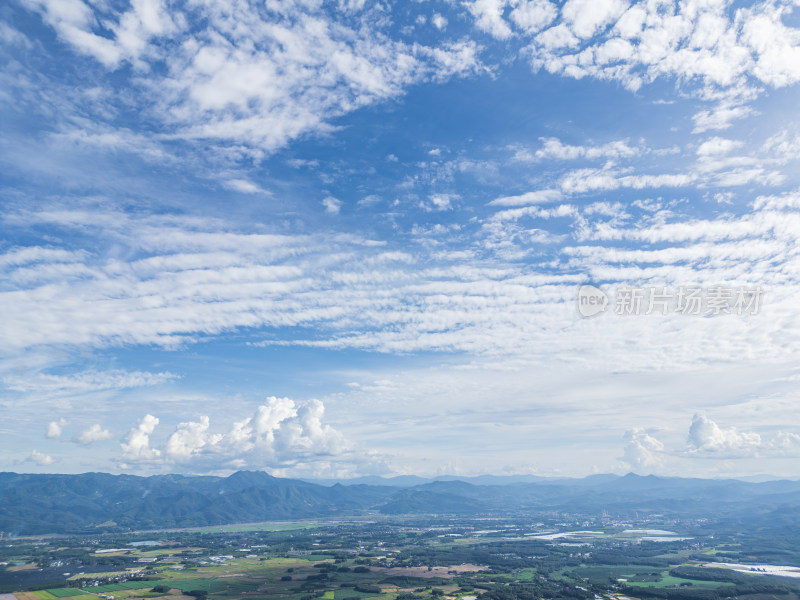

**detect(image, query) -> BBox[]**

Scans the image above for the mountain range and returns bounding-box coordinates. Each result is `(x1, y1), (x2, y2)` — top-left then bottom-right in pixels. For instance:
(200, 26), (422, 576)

(3, 470), (800, 535)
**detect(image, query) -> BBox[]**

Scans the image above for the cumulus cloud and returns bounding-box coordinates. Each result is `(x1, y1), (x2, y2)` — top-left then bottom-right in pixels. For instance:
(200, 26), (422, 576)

(509, 0), (557, 34)
(424, 193), (457, 211)
(27, 449), (55, 466)
(772, 431), (800, 452)
(134, 397), (353, 472)
(696, 137), (745, 157)
(46, 418), (67, 438)
(74, 423), (114, 445)
(687, 414), (762, 456)
(560, 0), (628, 40)
(684, 415), (800, 458)
(467, 0), (515, 39)
(621, 428), (664, 472)
(432, 14), (448, 31)
(121, 414), (161, 461)
(166, 415), (222, 461)
(322, 196), (342, 215)
(455, 0), (800, 121)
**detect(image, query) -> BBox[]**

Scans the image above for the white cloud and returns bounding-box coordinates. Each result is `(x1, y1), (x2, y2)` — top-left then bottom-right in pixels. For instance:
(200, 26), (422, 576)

(3, 196), (800, 378)
(121, 414), (161, 461)
(752, 190), (800, 211)
(558, 167), (696, 194)
(164, 17), (481, 151)
(740, 4), (800, 87)
(686, 415), (800, 458)
(687, 414), (762, 457)
(358, 194), (381, 207)
(488, 189), (563, 206)
(509, 0), (557, 35)
(20, 0), (178, 68)
(74, 423), (114, 445)
(762, 130), (800, 161)
(3, 369), (178, 394)
(425, 193), (457, 211)
(693, 104), (754, 133)
(499, 0), (800, 119)
(519, 137), (640, 161)
(0, 247), (88, 268)
(27, 449), (54, 466)
(20, 0), (124, 68)
(535, 23), (580, 51)
(22, 1), (483, 155)
(467, 0), (515, 40)
(561, 0), (628, 39)
(48, 126), (175, 164)
(621, 428), (664, 472)
(222, 179), (269, 195)
(772, 431), (800, 452)
(138, 397), (355, 471)
(166, 415), (222, 461)
(46, 418), (67, 438)
(322, 196), (342, 215)
(467, 0), (559, 38)
(432, 14), (448, 31)
(0, 22), (33, 49)
(696, 137), (744, 157)
(251, 397), (298, 449)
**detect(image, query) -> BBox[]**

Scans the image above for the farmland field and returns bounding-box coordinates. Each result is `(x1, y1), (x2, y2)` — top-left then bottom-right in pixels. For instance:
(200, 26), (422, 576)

(43, 590), (85, 598)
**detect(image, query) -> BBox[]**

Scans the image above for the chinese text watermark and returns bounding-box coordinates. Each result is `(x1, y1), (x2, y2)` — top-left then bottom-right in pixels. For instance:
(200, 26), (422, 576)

(577, 284), (762, 318)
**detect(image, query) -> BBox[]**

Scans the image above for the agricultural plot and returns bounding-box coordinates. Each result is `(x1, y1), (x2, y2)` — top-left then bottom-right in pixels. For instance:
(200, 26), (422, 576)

(43, 590), (85, 598)
(567, 564), (735, 589)
(567, 564), (670, 584)
(150, 578), (259, 595)
(333, 590), (380, 600)
(10, 594), (46, 600)
(81, 581), (153, 593)
(624, 573), (734, 588)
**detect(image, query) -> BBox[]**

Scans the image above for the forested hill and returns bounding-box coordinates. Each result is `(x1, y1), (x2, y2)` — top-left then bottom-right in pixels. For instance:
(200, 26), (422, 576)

(3, 471), (800, 535)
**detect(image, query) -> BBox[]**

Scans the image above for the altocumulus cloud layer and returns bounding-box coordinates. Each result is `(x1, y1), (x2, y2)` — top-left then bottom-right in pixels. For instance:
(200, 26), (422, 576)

(2, 0), (800, 477)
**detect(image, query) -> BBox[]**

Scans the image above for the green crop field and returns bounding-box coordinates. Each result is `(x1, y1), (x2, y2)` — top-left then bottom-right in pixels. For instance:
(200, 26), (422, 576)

(333, 589), (379, 600)
(624, 573), (735, 588)
(149, 577), (260, 595)
(44, 589), (85, 598)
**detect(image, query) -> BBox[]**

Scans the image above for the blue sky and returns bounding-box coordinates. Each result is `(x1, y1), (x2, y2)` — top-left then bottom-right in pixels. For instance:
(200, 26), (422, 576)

(2, 0), (800, 479)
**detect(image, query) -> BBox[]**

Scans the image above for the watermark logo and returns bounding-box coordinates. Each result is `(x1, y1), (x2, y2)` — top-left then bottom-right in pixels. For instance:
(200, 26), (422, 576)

(577, 285), (762, 318)
(577, 284), (609, 318)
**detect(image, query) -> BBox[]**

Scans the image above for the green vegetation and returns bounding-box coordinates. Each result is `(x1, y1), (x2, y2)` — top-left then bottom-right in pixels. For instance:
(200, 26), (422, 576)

(3, 511), (800, 600)
(45, 590), (87, 598)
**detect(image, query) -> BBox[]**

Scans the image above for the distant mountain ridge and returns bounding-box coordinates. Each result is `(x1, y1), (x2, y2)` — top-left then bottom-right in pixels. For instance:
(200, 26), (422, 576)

(3, 471), (800, 535)
(300, 473), (593, 486)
